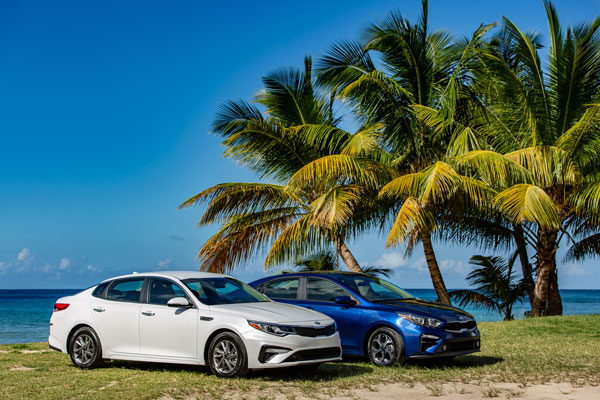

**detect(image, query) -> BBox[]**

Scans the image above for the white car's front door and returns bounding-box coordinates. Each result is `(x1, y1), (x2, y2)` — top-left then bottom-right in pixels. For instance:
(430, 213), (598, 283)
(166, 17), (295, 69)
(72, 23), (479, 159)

(139, 278), (199, 359)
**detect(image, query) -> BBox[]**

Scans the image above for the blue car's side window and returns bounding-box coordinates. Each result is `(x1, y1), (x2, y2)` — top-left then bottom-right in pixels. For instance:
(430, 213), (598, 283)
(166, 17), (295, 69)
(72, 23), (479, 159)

(306, 278), (349, 302)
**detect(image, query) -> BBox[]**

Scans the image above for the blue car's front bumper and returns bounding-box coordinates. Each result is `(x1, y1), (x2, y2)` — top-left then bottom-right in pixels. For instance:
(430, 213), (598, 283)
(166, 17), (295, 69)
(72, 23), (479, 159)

(396, 317), (481, 358)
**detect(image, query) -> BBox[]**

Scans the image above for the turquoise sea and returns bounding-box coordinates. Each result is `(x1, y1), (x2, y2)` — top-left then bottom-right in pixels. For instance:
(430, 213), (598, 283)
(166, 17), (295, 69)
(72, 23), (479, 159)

(1, 289), (599, 344)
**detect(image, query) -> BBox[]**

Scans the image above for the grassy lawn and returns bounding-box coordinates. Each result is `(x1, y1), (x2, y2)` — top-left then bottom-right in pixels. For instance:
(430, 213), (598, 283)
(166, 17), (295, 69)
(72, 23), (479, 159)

(1, 315), (599, 399)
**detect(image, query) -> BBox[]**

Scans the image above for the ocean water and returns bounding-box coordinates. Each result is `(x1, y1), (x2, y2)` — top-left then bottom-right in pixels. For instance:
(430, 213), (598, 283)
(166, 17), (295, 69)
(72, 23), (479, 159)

(1, 289), (599, 344)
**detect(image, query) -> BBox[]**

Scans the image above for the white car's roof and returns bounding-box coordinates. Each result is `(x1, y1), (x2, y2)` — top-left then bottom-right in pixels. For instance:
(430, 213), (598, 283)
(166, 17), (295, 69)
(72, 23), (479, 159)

(102, 270), (230, 282)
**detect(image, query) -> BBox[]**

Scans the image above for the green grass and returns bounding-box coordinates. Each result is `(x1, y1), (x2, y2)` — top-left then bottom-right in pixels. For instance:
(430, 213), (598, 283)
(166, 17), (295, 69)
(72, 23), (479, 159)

(1, 315), (599, 399)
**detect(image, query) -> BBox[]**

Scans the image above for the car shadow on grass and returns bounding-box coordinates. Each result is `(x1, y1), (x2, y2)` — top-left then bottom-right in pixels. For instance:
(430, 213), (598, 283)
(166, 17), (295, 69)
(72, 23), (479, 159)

(408, 354), (504, 369)
(341, 353), (503, 369)
(97, 360), (373, 382)
(92, 354), (500, 380)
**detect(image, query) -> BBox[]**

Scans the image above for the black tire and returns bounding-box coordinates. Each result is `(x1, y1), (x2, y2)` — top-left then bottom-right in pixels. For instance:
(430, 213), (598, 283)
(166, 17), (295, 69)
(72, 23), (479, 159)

(207, 332), (249, 378)
(367, 327), (405, 367)
(68, 326), (104, 369)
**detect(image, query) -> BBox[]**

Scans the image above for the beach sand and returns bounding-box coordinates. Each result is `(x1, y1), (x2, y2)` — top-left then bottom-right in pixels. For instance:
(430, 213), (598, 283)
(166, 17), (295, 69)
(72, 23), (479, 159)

(332, 382), (600, 400)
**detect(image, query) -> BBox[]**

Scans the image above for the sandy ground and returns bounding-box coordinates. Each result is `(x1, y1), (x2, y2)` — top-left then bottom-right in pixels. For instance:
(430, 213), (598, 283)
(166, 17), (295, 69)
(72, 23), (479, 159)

(333, 382), (600, 400)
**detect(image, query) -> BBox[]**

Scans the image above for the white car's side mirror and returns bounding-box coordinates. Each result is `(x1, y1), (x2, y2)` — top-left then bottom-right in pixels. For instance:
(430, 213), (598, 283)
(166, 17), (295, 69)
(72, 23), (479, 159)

(167, 297), (191, 308)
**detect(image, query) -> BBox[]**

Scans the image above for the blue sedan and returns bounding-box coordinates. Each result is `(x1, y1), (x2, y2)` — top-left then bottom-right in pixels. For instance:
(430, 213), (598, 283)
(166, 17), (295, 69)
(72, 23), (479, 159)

(250, 272), (480, 366)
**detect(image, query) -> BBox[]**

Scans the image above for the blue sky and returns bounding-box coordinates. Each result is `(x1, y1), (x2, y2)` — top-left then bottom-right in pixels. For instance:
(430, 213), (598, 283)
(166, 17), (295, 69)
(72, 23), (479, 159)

(1, 0), (599, 289)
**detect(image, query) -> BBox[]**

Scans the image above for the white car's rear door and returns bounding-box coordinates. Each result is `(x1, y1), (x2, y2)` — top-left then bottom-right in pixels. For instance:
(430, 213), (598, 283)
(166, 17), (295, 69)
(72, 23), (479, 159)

(91, 278), (144, 355)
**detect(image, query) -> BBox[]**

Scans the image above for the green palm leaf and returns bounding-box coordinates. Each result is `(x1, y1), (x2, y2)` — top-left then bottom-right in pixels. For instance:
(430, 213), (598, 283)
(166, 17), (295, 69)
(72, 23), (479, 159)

(493, 184), (560, 229)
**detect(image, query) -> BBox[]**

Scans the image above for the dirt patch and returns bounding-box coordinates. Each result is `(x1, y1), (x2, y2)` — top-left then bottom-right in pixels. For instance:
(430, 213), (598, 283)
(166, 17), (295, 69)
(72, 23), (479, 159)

(20, 350), (51, 354)
(9, 365), (35, 371)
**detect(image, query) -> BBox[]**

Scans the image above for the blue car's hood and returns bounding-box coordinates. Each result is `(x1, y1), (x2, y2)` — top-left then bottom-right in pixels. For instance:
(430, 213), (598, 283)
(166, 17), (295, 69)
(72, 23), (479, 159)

(371, 299), (472, 320)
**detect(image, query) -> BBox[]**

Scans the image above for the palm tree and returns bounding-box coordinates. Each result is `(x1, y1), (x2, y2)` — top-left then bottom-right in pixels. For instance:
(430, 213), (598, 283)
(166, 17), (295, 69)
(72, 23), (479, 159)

(294, 250), (337, 272)
(289, 1), (493, 304)
(449, 255), (527, 320)
(453, 1), (600, 316)
(180, 57), (393, 273)
(294, 250), (392, 277)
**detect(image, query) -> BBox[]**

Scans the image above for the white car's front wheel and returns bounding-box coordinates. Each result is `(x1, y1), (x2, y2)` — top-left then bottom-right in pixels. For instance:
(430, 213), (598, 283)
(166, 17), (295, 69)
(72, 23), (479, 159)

(208, 332), (248, 378)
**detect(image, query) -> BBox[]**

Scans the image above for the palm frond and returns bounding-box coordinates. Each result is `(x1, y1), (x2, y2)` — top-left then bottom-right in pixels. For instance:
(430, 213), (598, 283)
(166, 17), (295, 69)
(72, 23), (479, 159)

(493, 184), (561, 229)
(385, 197), (435, 247)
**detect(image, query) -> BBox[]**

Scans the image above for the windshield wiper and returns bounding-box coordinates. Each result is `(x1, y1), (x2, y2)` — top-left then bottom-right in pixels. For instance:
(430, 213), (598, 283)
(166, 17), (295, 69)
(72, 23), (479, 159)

(372, 298), (415, 303)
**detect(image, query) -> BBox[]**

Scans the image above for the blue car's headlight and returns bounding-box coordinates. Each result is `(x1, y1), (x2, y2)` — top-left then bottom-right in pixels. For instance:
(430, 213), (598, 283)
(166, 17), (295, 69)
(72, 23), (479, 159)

(247, 320), (296, 336)
(397, 313), (442, 328)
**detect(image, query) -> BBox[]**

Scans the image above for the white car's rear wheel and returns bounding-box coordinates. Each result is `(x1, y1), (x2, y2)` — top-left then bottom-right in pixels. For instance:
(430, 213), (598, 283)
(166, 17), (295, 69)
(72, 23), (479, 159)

(69, 327), (104, 369)
(208, 332), (248, 378)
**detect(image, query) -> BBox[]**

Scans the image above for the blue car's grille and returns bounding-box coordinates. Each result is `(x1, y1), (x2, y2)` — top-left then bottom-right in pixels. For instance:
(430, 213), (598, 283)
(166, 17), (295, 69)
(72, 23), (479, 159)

(444, 320), (476, 331)
(294, 324), (336, 337)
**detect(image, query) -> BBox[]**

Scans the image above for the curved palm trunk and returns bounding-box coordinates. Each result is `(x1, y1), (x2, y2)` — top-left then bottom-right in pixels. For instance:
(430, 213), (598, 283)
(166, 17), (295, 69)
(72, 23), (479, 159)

(421, 229), (451, 305)
(547, 259), (563, 316)
(335, 238), (362, 273)
(532, 228), (558, 317)
(513, 225), (535, 308)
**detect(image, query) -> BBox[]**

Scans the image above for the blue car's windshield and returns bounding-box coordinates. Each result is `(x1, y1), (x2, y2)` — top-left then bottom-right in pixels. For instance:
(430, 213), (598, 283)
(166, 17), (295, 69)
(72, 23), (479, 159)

(183, 278), (270, 305)
(334, 274), (415, 303)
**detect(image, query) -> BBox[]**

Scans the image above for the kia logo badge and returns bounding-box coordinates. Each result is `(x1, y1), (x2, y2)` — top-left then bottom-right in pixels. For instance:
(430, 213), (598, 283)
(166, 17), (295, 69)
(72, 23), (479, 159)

(315, 321), (321, 325)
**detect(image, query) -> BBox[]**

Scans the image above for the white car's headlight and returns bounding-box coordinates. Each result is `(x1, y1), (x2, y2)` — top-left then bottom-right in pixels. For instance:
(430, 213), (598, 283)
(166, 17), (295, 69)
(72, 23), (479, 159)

(247, 320), (296, 336)
(397, 313), (442, 328)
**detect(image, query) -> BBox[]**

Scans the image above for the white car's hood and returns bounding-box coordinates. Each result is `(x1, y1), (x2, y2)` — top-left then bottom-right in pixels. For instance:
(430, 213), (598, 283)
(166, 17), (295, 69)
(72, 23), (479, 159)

(209, 301), (333, 325)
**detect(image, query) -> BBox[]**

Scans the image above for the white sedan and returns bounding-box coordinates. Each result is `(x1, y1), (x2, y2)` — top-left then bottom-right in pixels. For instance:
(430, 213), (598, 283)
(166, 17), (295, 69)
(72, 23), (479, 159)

(48, 271), (341, 377)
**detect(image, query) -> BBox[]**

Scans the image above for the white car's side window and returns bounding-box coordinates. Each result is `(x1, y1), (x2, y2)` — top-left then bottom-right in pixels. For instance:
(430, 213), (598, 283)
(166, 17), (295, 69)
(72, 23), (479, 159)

(106, 279), (144, 303)
(147, 279), (187, 305)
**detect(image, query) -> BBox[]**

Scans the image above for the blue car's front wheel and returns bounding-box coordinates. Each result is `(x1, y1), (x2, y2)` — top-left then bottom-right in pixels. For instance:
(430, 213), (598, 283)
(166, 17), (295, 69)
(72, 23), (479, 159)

(367, 327), (405, 367)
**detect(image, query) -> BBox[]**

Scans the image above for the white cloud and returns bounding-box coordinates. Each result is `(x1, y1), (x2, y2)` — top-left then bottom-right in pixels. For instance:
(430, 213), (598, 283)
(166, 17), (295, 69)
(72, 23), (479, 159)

(17, 247), (34, 264)
(371, 251), (407, 269)
(156, 258), (174, 270)
(563, 263), (589, 277)
(439, 259), (471, 274)
(86, 264), (99, 272)
(408, 257), (428, 273)
(0, 261), (7, 275)
(58, 258), (71, 270)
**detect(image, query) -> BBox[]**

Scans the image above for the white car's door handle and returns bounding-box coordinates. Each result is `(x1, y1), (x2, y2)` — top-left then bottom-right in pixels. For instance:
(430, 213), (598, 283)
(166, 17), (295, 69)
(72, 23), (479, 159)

(141, 311), (155, 316)
(93, 307), (105, 312)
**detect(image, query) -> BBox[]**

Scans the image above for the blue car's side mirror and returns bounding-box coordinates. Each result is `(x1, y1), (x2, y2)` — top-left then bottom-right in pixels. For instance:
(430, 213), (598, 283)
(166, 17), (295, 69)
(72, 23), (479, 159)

(334, 296), (357, 306)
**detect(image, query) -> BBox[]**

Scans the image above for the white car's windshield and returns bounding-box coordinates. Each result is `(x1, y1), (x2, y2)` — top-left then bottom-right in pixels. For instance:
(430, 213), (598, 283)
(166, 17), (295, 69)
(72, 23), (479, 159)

(183, 277), (270, 305)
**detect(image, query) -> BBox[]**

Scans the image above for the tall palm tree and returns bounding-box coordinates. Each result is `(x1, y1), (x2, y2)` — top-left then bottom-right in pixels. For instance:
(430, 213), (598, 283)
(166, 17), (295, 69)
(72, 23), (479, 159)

(454, 1), (600, 316)
(449, 255), (527, 320)
(180, 57), (393, 272)
(290, 1), (493, 304)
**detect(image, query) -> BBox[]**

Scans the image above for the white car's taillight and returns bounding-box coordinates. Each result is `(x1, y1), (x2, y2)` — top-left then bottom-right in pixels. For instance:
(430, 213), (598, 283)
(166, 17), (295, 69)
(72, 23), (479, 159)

(53, 303), (70, 312)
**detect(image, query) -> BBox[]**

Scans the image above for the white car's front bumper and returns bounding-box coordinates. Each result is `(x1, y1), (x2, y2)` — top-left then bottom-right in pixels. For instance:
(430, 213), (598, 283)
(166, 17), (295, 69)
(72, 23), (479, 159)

(242, 329), (342, 369)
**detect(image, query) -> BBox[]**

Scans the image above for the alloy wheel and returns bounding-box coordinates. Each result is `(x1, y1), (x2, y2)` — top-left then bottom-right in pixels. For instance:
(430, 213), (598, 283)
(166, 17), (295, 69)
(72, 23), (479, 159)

(370, 333), (396, 365)
(73, 333), (95, 365)
(212, 339), (239, 375)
